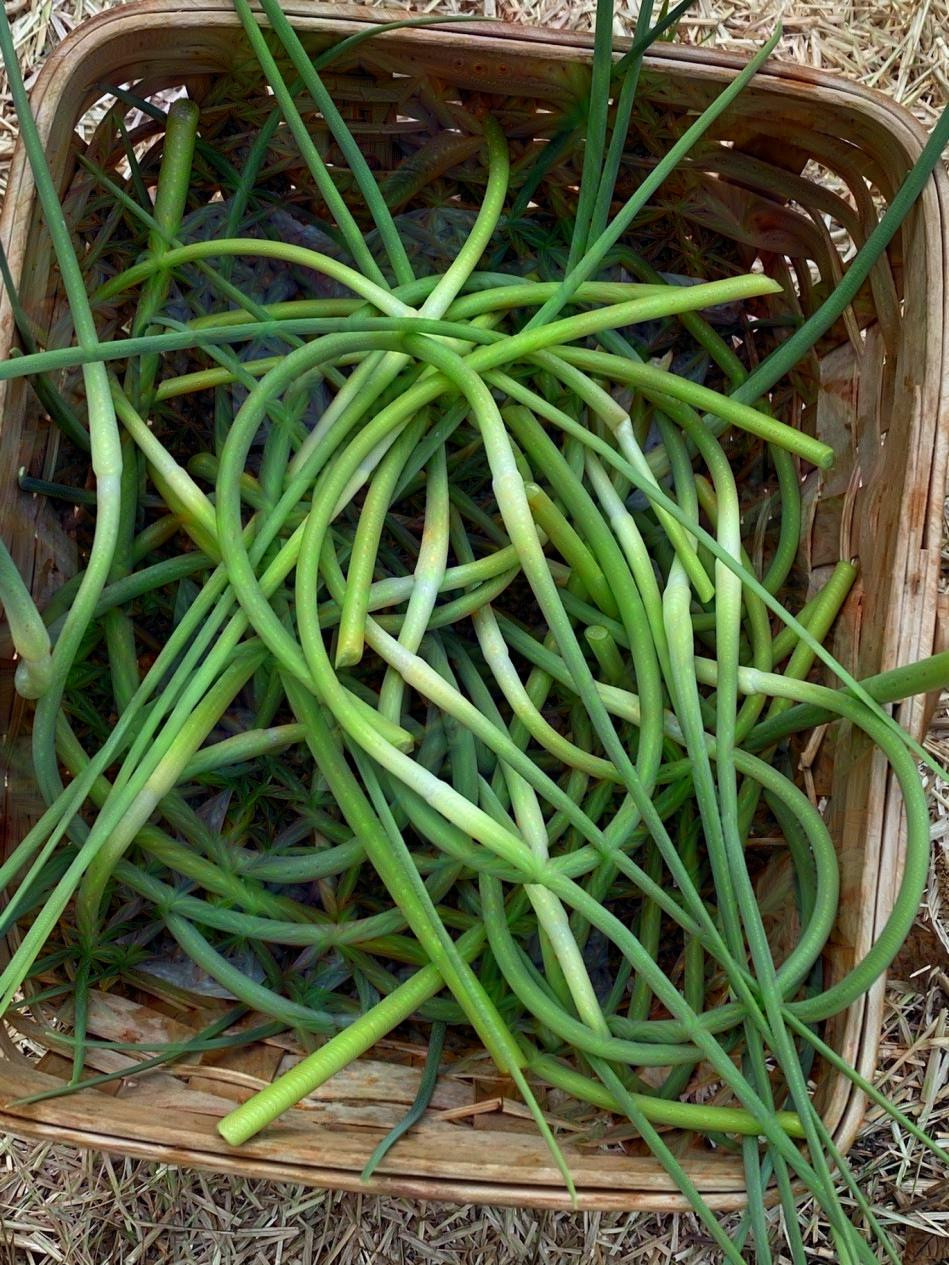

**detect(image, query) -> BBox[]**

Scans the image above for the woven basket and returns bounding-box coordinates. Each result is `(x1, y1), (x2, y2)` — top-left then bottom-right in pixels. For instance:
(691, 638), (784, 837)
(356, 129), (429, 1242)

(0, 0), (947, 1212)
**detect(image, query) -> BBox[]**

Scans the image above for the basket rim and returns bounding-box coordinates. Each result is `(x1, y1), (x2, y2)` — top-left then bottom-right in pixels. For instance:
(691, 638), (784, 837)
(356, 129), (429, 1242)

(0, 0), (947, 1214)
(25, 0), (949, 166)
